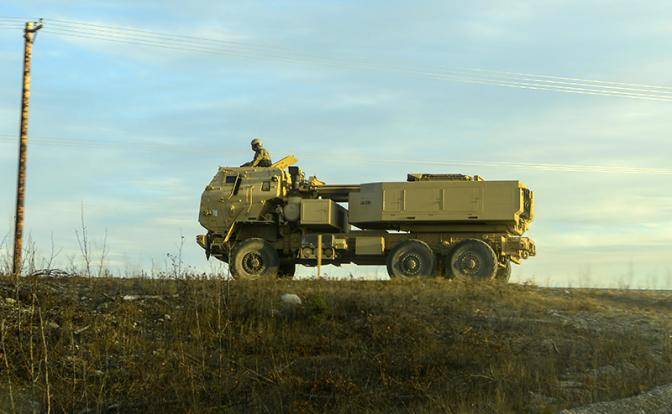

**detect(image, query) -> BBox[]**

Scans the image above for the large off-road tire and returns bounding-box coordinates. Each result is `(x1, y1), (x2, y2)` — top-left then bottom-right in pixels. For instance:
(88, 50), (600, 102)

(278, 262), (296, 278)
(495, 259), (512, 282)
(386, 239), (436, 278)
(229, 238), (280, 279)
(449, 239), (497, 280)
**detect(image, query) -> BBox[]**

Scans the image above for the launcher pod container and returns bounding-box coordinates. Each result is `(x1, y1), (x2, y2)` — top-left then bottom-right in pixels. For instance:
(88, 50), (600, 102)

(197, 157), (535, 280)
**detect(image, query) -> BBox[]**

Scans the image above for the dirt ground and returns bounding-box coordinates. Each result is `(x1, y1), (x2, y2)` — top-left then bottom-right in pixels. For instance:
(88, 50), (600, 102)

(0, 276), (670, 413)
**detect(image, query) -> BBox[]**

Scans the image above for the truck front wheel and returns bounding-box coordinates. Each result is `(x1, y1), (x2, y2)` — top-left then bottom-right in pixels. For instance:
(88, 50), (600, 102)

(229, 238), (280, 279)
(387, 240), (436, 278)
(449, 239), (497, 280)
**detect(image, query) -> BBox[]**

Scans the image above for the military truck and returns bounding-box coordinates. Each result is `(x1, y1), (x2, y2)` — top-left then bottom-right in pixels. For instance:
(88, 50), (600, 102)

(197, 156), (535, 280)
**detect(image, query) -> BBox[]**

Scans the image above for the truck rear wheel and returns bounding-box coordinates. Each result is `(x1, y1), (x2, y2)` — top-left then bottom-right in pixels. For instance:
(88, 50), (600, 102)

(229, 238), (280, 279)
(449, 239), (497, 279)
(387, 240), (436, 278)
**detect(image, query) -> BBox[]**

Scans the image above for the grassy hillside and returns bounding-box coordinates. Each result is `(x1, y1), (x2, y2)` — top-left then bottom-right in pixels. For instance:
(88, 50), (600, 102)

(0, 276), (670, 413)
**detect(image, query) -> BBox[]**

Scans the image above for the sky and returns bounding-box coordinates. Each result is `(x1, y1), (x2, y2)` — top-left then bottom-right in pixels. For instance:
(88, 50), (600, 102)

(1, 1), (671, 287)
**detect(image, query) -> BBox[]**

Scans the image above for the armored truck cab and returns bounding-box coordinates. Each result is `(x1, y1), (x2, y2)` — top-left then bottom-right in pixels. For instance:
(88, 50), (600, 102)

(197, 158), (535, 280)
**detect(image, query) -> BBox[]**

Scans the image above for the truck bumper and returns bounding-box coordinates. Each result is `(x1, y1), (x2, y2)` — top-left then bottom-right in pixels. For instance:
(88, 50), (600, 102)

(503, 236), (536, 263)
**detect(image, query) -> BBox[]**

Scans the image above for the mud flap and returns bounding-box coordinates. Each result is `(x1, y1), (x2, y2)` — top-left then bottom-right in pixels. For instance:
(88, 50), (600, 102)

(196, 234), (212, 260)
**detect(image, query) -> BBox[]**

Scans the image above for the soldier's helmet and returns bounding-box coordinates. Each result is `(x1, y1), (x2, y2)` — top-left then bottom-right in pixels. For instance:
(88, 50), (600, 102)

(251, 138), (262, 148)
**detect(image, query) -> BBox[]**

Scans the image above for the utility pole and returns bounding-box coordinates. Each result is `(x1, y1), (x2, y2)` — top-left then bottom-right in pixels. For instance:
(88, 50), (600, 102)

(12, 20), (43, 278)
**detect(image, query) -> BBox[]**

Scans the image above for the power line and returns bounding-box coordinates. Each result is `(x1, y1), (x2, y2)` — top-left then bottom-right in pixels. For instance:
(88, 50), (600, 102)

(467, 68), (672, 92)
(37, 24), (672, 102)
(48, 18), (283, 54)
(3, 16), (669, 102)
(42, 27), (292, 62)
(5, 16), (672, 101)
(41, 18), (672, 93)
(37, 18), (672, 97)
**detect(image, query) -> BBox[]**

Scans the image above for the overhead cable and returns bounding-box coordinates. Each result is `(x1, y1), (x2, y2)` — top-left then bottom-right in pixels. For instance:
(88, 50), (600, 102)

(39, 18), (672, 97)
(39, 25), (672, 102)
(4, 16), (672, 102)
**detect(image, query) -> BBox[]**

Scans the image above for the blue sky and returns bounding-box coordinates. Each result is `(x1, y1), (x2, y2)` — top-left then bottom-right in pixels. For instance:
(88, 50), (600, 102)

(1, 1), (671, 286)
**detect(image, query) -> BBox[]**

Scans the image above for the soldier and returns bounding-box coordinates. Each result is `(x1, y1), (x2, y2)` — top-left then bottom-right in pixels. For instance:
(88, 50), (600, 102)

(241, 138), (272, 167)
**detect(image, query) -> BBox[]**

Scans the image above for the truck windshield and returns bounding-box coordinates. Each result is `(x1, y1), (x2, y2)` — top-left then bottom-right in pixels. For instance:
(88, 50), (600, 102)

(224, 175), (241, 197)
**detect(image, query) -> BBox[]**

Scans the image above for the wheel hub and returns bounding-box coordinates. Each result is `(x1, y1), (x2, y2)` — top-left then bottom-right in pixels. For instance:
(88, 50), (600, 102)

(242, 252), (264, 274)
(401, 254), (422, 275)
(458, 253), (481, 275)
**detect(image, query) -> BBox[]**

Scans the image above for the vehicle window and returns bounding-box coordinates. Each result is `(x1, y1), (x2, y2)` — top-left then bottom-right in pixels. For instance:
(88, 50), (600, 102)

(262, 181), (271, 191)
(225, 175), (237, 184)
(232, 177), (242, 195)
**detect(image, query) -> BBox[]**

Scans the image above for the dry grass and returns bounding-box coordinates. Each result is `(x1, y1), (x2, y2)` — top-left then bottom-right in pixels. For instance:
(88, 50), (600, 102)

(0, 275), (670, 413)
